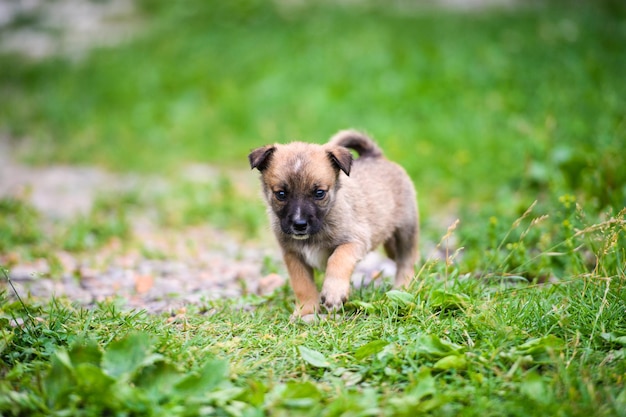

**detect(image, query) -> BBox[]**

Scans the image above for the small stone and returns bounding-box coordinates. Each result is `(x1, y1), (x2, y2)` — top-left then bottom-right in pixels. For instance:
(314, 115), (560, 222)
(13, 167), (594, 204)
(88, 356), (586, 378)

(134, 274), (154, 294)
(257, 273), (286, 295)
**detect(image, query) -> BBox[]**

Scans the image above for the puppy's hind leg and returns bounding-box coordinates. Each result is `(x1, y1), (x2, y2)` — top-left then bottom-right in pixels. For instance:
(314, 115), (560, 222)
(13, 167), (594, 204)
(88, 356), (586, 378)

(385, 226), (418, 288)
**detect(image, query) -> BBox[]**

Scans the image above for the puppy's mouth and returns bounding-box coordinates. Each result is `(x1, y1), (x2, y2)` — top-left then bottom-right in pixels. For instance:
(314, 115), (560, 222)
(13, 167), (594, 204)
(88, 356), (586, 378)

(280, 211), (321, 240)
(291, 233), (310, 240)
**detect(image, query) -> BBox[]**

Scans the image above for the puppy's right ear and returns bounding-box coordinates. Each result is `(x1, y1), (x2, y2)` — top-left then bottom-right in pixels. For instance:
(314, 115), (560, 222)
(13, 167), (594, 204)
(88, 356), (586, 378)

(248, 146), (276, 171)
(327, 146), (352, 176)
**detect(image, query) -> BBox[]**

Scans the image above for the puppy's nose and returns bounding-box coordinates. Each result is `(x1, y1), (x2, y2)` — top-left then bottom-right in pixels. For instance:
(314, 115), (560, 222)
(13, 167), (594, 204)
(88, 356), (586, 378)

(293, 219), (308, 232)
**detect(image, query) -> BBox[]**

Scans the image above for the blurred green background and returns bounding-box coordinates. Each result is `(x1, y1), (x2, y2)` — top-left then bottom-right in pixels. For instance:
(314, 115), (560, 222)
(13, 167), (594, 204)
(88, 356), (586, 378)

(1, 0), (625, 228)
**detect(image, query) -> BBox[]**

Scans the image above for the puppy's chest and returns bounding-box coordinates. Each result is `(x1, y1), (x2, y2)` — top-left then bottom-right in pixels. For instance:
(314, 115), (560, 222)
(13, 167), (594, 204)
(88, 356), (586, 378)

(298, 245), (331, 270)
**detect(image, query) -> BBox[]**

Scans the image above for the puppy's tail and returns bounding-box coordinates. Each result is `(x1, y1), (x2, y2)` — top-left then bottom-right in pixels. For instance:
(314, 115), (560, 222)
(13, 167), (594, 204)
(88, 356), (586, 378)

(328, 129), (383, 159)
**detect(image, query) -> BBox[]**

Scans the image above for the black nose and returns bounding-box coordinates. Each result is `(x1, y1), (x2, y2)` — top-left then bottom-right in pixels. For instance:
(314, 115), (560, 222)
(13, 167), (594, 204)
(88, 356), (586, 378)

(293, 219), (308, 232)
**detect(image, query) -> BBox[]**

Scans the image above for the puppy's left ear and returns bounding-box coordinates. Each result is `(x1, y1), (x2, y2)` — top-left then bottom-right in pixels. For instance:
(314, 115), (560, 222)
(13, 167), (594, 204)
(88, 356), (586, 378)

(249, 145), (276, 171)
(327, 146), (352, 176)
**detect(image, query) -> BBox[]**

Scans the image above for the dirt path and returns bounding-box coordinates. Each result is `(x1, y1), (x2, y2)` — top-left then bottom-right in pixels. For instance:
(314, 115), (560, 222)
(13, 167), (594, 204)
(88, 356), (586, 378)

(0, 0), (138, 59)
(0, 139), (282, 312)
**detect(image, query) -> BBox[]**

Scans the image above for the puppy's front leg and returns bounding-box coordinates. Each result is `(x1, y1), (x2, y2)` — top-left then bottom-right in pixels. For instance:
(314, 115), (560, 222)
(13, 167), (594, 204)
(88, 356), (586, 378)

(284, 251), (319, 317)
(320, 242), (363, 311)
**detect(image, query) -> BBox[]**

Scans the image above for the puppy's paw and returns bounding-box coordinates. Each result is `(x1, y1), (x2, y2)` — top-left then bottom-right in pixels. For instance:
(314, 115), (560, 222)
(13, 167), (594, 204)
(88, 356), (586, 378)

(291, 313), (328, 324)
(320, 278), (350, 311)
(393, 275), (411, 289)
(291, 301), (318, 319)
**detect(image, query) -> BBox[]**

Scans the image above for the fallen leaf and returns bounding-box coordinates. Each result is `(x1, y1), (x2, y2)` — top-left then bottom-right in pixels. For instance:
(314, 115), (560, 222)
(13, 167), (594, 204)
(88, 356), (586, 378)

(298, 346), (331, 368)
(135, 274), (154, 294)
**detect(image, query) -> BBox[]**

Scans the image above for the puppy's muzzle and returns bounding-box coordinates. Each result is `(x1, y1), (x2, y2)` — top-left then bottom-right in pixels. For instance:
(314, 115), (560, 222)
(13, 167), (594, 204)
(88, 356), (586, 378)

(289, 217), (311, 240)
(281, 201), (321, 240)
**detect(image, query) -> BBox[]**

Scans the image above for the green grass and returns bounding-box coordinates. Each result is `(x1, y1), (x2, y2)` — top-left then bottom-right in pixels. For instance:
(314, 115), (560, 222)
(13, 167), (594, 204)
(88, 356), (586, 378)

(1, 0), (626, 415)
(2, 204), (625, 415)
(2, 0), (625, 216)
(2, 273), (625, 415)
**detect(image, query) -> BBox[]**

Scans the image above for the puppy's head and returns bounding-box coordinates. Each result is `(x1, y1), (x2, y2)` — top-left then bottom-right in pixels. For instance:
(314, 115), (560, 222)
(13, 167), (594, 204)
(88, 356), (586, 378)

(249, 142), (352, 241)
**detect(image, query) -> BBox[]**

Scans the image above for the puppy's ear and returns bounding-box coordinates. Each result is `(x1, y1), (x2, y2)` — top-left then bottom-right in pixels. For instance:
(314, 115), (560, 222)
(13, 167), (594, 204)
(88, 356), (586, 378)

(327, 146), (352, 176)
(249, 145), (276, 171)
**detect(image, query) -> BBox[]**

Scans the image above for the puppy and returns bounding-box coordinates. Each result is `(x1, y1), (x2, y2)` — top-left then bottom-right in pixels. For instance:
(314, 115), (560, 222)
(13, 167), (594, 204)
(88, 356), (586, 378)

(249, 130), (419, 319)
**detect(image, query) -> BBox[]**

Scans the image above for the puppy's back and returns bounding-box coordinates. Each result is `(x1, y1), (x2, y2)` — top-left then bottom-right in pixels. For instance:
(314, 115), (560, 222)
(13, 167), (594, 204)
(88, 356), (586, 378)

(334, 136), (417, 251)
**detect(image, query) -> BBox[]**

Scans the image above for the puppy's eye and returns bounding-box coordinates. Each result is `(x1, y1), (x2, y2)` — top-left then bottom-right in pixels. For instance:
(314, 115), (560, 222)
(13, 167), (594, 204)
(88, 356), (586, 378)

(314, 189), (326, 200)
(275, 190), (287, 201)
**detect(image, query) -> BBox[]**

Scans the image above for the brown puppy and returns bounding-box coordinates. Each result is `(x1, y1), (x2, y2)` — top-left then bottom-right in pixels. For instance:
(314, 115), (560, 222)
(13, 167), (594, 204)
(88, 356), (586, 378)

(249, 130), (419, 319)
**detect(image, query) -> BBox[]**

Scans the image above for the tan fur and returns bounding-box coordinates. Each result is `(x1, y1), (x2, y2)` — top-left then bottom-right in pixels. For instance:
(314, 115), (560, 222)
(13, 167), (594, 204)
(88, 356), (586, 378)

(249, 130), (419, 318)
